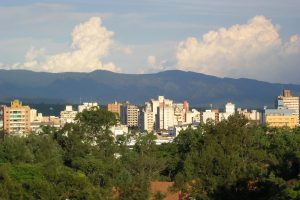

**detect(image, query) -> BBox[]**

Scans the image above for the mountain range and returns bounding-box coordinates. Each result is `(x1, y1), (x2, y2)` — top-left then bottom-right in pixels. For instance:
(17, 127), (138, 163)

(0, 69), (299, 109)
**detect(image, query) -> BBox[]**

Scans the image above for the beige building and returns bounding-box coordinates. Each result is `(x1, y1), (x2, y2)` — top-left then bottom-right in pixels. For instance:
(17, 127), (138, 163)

(121, 103), (139, 127)
(3, 100), (31, 135)
(264, 107), (297, 128)
(237, 108), (261, 123)
(265, 115), (297, 128)
(277, 89), (299, 124)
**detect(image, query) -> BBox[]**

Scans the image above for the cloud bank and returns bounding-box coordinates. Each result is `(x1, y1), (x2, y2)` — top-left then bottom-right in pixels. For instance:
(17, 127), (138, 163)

(176, 16), (300, 83)
(23, 17), (119, 72)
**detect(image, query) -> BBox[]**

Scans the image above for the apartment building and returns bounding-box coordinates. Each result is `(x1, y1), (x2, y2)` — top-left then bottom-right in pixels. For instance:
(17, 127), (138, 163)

(3, 100), (31, 135)
(120, 103), (139, 127)
(140, 102), (154, 132)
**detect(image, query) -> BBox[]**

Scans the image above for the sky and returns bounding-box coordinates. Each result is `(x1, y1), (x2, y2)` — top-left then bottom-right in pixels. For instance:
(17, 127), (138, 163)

(0, 0), (300, 84)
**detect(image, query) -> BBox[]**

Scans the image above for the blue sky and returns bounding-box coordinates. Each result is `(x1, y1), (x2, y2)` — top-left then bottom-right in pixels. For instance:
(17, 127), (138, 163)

(0, 0), (300, 83)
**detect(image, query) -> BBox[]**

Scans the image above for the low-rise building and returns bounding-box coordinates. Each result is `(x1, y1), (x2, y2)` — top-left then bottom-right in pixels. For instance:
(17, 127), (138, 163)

(185, 109), (201, 124)
(168, 123), (198, 137)
(237, 108), (261, 123)
(78, 102), (99, 113)
(110, 124), (129, 137)
(264, 108), (297, 128)
(202, 109), (219, 123)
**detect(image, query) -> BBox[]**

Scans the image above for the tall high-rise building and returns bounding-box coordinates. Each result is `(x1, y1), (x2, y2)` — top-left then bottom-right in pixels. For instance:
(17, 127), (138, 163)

(3, 100), (31, 135)
(225, 102), (235, 114)
(153, 96), (174, 130)
(277, 89), (299, 124)
(120, 103), (139, 127)
(158, 102), (174, 130)
(173, 103), (185, 126)
(140, 102), (154, 132)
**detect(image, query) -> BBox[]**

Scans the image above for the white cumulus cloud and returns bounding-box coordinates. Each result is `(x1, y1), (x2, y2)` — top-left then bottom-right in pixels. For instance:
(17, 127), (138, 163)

(23, 17), (120, 72)
(176, 16), (300, 83)
(147, 55), (157, 66)
(142, 55), (169, 74)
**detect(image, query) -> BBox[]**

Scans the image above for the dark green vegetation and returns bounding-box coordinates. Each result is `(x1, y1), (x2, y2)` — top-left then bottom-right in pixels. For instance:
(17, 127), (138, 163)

(1, 109), (300, 199)
(1, 69), (300, 107)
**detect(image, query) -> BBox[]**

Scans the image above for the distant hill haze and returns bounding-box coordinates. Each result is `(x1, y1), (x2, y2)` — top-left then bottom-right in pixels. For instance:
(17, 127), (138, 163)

(0, 69), (299, 108)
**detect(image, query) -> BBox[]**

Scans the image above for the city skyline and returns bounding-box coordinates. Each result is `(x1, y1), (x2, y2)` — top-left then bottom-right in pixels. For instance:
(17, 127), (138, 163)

(1, 89), (298, 136)
(0, 0), (300, 83)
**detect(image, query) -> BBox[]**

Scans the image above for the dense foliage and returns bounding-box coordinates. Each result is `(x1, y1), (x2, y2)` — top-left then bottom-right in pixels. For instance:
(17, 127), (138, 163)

(1, 109), (300, 199)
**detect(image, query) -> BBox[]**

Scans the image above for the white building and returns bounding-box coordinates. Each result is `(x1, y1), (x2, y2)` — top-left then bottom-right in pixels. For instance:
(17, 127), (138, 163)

(168, 123), (198, 137)
(140, 102), (154, 132)
(30, 109), (43, 123)
(110, 124), (129, 137)
(78, 102), (99, 113)
(219, 102), (236, 121)
(225, 102), (235, 114)
(152, 96), (176, 128)
(158, 103), (174, 130)
(144, 96), (173, 131)
(202, 109), (218, 123)
(141, 96), (192, 132)
(60, 105), (78, 126)
(30, 109), (37, 122)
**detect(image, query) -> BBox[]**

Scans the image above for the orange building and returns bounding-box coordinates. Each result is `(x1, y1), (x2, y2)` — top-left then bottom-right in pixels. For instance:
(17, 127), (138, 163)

(3, 100), (31, 135)
(265, 115), (297, 128)
(107, 101), (122, 117)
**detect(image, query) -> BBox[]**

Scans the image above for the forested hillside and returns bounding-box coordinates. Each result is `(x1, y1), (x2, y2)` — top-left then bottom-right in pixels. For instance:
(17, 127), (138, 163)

(1, 69), (300, 107)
